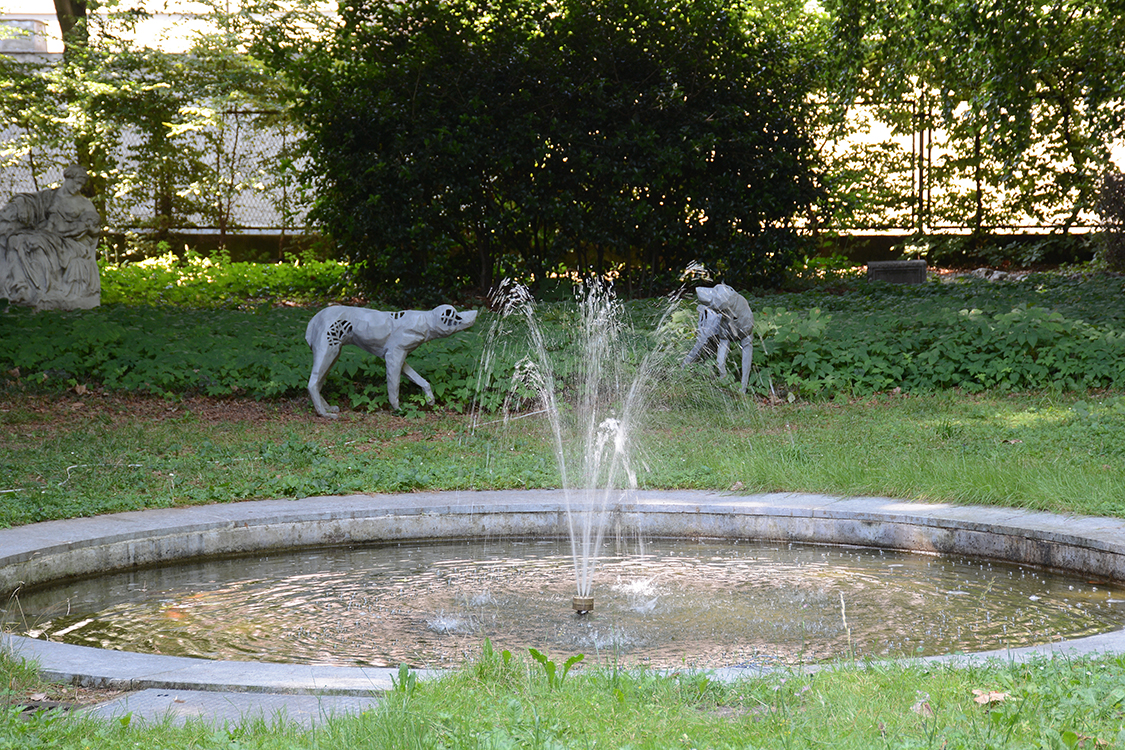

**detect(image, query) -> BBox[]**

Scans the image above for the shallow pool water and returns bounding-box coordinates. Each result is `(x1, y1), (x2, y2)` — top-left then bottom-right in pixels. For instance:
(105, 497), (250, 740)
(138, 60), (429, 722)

(9, 538), (1125, 669)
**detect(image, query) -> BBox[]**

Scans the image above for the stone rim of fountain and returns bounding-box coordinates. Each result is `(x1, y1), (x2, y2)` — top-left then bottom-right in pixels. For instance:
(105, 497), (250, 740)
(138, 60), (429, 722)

(3, 489), (1125, 695)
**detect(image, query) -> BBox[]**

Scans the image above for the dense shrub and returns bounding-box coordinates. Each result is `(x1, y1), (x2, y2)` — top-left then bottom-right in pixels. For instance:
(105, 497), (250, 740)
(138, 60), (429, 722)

(898, 234), (1099, 269)
(272, 0), (822, 304)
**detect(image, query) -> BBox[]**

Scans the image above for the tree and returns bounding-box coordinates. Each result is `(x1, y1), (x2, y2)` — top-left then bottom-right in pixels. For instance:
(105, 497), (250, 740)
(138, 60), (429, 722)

(822, 0), (1125, 236)
(0, 54), (67, 192)
(0, 2), (293, 245)
(263, 0), (823, 304)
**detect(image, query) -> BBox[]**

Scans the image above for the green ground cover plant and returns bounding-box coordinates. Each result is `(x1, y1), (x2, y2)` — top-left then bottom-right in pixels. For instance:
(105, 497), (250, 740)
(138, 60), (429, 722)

(753, 273), (1125, 396)
(98, 249), (359, 308)
(3, 268), (1124, 406)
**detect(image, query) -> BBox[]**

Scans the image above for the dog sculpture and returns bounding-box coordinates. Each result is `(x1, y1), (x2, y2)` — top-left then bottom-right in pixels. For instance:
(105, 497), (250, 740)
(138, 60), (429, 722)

(306, 304), (478, 417)
(682, 283), (754, 393)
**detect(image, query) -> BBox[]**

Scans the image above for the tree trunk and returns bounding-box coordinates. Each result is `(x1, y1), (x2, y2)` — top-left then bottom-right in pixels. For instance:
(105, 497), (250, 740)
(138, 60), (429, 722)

(53, 0), (88, 57)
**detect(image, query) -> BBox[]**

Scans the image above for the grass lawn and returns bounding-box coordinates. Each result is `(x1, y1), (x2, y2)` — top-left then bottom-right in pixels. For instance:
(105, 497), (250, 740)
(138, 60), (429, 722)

(2, 388), (1123, 528)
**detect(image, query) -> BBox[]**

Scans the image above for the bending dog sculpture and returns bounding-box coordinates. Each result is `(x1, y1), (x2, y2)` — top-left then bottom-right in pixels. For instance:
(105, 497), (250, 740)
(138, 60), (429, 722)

(306, 304), (478, 417)
(682, 283), (754, 393)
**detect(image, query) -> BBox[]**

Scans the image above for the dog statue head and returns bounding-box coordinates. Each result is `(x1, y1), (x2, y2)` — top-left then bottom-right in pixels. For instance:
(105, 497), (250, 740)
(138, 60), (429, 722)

(694, 284), (753, 338)
(434, 305), (479, 336)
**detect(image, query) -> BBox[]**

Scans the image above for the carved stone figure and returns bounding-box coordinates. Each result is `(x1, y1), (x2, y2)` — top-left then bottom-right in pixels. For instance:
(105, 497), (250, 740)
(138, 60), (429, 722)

(0, 165), (101, 311)
(682, 283), (754, 393)
(306, 304), (479, 417)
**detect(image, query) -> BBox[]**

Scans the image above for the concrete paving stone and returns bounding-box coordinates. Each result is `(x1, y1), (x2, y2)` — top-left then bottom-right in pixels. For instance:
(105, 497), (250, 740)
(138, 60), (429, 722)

(85, 688), (381, 728)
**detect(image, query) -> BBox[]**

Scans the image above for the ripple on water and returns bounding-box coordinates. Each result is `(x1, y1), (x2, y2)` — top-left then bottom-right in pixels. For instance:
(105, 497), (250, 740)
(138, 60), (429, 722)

(8, 538), (1125, 669)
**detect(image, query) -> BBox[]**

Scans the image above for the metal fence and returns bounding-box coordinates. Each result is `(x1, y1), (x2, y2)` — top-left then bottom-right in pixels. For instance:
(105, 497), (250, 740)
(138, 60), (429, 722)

(0, 109), (311, 234)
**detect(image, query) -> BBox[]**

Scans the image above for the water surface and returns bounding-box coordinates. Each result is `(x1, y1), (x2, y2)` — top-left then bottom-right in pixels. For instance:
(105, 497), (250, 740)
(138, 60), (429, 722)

(9, 538), (1125, 669)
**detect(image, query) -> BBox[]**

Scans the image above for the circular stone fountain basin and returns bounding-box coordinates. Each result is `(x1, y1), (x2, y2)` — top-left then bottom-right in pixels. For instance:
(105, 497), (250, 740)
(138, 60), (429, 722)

(3, 490), (1125, 694)
(10, 538), (1125, 669)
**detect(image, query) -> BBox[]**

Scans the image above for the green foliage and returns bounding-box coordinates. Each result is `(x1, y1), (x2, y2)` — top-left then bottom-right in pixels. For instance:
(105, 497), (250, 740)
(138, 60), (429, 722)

(263, 0), (821, 303)
(0, 303), (310, 398)
(753, 274), (1125, 397)
(786, 253), (867, 288)
(476, 638), (515, 681)
(528, 648), (584, 690)
(822, 0), (1125, 232)
(391, 663), (418, 696)
(3, 269), (1125, 412)
(899, 233), (1098, 269)
(98, 248), (357, 307)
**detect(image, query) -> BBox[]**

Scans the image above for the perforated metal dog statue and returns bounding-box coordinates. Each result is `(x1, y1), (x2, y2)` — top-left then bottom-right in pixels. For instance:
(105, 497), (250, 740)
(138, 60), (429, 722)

(682, 284), (754, 393)
(305, 304), (478, 417)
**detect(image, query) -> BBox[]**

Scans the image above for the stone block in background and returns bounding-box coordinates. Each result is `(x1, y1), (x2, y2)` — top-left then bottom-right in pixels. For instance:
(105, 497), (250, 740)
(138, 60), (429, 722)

(867, 259), (927, 284)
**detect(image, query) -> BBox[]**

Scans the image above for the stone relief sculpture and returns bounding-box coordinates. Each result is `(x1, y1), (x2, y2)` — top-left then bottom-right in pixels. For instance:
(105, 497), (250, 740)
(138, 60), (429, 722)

(306, 304), (479, 417)
(0, 165), (101, 311)
(682, 283), (754, 393)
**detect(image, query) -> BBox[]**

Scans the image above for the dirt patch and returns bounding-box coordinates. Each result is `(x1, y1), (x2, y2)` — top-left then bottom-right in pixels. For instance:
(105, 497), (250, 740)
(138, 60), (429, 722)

(0, 390), (463, 446)
(6, 683), (134, 714)
(2, 391), (312, 429)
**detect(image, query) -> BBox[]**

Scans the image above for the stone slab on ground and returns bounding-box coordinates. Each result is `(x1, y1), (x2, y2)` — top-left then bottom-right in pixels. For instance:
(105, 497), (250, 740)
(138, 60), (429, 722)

(85, 688), (381, 728)
(868, 259), (928, 283)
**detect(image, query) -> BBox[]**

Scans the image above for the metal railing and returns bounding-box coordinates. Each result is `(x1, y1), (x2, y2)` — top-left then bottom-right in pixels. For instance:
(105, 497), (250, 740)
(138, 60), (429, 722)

(1, 109), (311, 234)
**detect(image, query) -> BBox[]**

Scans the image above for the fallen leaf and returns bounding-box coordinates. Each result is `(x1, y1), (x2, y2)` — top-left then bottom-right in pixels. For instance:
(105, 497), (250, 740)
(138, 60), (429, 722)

(29, 692), (48, 702)
(729, 481), (745, 492)
(73, 384), (87, 395)
(972, 689), (1010, 706)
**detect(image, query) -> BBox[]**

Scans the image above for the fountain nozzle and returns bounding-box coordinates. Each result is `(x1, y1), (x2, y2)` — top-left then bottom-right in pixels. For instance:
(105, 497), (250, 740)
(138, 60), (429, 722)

(572, 596), (594, 615)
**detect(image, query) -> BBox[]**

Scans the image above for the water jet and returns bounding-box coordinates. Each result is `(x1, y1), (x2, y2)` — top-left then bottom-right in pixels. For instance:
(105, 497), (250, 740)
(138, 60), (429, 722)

(478, 279), (682, 614)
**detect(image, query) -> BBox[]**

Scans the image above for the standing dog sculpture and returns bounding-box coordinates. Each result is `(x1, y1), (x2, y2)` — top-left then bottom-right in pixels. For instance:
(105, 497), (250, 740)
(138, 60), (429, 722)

(682, 283), (754, 393)
(306, 304), (478, 417)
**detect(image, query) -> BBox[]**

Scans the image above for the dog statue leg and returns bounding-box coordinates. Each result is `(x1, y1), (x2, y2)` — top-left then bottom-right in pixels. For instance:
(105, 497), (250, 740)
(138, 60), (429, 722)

(384, 348), (406, 411)
(715, 338), (730, 380)
(306, 312), (354, 419)
(683, 306), (721, 366)
(401, 364), (436, 405)
(738, 335), (753, 394)
(307, 343), (343, 419)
